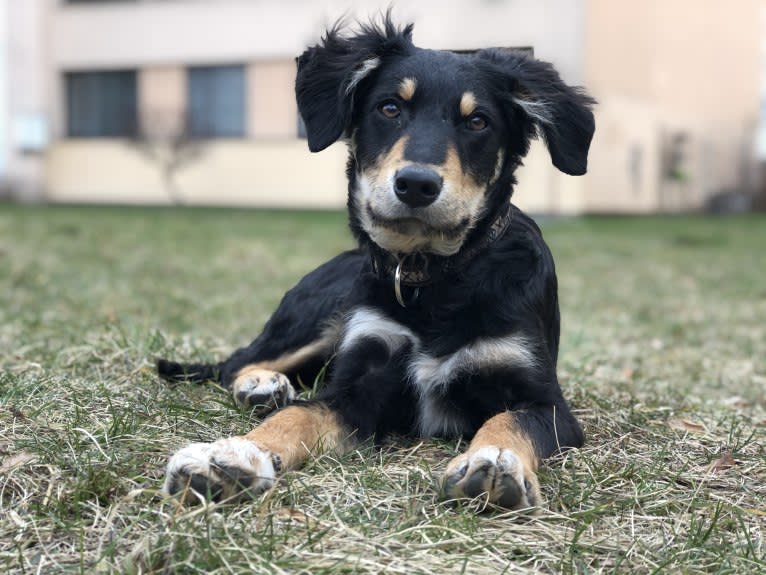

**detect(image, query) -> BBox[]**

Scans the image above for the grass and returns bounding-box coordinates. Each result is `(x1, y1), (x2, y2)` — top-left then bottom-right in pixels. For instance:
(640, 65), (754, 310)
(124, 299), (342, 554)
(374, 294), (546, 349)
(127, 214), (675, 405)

(1, 204), (764, 574)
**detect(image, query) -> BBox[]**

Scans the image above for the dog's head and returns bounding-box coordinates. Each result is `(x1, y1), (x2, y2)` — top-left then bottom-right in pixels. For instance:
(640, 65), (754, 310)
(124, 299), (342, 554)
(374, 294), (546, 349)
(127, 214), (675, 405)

(296, 17), (595, 256)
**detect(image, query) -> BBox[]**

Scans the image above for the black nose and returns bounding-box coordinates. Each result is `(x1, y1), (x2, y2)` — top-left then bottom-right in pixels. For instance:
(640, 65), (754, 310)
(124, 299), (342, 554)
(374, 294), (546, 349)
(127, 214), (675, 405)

(394, 165), (442, 208)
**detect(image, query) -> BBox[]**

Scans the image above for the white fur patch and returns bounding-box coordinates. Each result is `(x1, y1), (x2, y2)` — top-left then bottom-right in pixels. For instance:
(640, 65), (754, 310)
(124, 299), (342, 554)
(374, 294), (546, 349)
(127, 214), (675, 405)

(345, 57), (381, 95)
(411, 334), (536, 437)
(410, 334), (536, 395)
(472, 446), (525, 487)
(489, 149), (506, 186)
(164, 437), (276, 501)
(336, 310), (536, 440)
(340, 307), (420, 354)
(513, 97), (553, 126)
(232, 369), (295, 410)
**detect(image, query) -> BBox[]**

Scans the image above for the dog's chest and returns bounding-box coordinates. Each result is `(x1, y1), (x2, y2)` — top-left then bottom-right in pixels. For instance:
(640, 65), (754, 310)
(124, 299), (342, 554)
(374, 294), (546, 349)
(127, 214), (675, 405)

(340, 306), (535, 437)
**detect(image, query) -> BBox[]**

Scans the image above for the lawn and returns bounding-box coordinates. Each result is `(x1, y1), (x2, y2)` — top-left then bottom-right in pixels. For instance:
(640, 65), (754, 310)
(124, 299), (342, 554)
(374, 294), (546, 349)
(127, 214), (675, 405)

(1, 205), (764, 574)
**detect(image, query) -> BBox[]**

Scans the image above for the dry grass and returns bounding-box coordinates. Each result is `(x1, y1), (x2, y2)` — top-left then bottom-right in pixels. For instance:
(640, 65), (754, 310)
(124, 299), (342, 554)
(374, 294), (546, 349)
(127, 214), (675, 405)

(1, 205), (764, 574)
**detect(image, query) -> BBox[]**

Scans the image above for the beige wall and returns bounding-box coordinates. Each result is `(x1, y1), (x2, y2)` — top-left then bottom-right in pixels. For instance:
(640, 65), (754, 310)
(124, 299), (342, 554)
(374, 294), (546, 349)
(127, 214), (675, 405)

(139, 66), (186, 137)
(52, 0), (586, 82)
(249, 61), (299, 140)
(42, 136), (567, 214)
(585, 0), (761, 212)
(46, 140), (348, 209)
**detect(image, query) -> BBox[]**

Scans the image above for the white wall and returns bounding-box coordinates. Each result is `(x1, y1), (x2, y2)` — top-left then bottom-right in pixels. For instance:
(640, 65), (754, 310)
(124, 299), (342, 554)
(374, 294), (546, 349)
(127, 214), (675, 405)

(4, 0), (49, 199)
(52, 0), (585, 80)
(0, 0), (8, 181)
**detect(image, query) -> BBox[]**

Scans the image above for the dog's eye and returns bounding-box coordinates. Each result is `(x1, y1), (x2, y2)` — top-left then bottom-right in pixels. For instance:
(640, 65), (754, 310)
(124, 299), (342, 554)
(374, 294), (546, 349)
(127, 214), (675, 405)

(466, 114), (488, 131)
(379, 101), (401, 119)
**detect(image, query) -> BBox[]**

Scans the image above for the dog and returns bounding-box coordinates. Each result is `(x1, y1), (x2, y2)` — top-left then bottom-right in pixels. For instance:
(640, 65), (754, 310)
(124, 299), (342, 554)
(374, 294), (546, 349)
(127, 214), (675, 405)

(158, 16), (595, 511)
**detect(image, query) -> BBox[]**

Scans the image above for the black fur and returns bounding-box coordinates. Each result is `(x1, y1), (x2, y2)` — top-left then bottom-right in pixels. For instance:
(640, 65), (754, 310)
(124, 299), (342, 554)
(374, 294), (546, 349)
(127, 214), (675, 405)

(296, 18), (415, 152)
(158, 16), (594, 463)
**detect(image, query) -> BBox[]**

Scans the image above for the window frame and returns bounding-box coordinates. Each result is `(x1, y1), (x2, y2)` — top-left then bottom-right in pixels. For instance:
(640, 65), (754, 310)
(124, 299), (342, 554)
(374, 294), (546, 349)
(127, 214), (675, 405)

(64, 69), (138, 139)
(186, 64), (247, 140)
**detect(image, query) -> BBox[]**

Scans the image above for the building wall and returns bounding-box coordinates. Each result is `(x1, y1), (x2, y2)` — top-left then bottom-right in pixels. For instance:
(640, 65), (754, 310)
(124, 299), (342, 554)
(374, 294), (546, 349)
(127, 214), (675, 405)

(584, 0), (762, 212)
(5, 0), (762, 212)
(139, 66), (186, 137)
(39, 0), (586, 212)
(46, 139), (349, 208)
(249, 61), (299, 140)
(3, 0), (49, 200)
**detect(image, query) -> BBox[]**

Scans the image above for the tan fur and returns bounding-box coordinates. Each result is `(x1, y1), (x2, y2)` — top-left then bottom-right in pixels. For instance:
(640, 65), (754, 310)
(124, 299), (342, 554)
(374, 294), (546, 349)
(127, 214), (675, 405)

(235, 335), (335, 380)
(243, 404), (352, 470)
(378, 135), (409, 175)
(440, 144), (484, 205)
(398, 77), (417, 101)
(359, 138), (487, 256)
(442, 411), (542, 510)
(467, 411), (538, 472)
(460, 91), (477, 117)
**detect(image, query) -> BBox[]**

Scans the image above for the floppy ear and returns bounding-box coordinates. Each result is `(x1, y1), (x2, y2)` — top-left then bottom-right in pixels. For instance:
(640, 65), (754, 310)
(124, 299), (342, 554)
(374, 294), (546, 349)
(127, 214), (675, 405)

(478, 49), (596, 176)
(296, 19), (414, 153)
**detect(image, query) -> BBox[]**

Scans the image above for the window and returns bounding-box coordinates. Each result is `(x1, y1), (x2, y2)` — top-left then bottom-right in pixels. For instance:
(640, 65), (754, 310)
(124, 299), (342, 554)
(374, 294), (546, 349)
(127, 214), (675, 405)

(66, 70), (137, 138)
(188, 65), (246, 138)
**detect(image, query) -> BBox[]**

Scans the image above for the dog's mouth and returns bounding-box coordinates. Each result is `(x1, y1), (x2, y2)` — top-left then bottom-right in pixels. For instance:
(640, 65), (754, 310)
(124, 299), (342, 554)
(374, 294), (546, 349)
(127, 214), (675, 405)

(362, 203), (475, 256)
(365, 204), (470, 240)
(355, 168), (488, 256)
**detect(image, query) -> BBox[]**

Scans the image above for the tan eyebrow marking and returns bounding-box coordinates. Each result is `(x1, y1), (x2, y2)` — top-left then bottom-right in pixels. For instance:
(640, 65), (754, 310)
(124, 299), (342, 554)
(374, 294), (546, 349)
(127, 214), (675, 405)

(398, 77), (417, 101)
(460, 91), (477, 117)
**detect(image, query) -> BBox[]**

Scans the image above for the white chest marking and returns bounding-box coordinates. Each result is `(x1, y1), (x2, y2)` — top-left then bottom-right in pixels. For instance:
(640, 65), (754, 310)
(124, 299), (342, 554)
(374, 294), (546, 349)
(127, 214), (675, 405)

(409, 334), (536, 395)
(340, 307), (420, 354)
(339, 308), (536, 438)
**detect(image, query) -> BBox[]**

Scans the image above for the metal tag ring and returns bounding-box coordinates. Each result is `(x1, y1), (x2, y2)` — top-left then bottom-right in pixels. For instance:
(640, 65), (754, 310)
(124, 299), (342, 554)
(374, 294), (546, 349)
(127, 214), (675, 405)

(394, 261), (420, 307)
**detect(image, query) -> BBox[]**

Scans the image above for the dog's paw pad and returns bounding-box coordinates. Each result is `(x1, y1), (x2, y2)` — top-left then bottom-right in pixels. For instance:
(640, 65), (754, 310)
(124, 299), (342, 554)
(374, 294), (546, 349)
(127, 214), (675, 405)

(163, 438), (276, 504)
(441, 446), (540, 511)
(232, 370), (295, 414)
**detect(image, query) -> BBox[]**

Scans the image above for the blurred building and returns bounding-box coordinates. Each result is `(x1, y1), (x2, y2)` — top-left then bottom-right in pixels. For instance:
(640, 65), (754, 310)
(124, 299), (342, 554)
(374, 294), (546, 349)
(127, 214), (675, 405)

(0, 0), (762, 213)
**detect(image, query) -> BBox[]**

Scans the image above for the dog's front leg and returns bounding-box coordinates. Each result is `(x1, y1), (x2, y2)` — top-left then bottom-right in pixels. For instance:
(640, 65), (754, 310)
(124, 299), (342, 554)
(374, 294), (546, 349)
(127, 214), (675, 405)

(164, 306), (419, 504)
(163, 402), (352, 504)
(441, 405), (583, 511)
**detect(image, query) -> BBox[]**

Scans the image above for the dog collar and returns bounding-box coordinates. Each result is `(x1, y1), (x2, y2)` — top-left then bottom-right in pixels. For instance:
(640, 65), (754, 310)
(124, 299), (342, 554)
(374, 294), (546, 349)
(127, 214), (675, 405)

(369, 203), (514, 307)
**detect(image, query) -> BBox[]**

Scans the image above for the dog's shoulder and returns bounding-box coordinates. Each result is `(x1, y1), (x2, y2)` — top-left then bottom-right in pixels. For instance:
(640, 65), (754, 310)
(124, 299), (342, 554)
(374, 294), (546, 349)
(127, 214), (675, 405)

(473, 205), (556, 293)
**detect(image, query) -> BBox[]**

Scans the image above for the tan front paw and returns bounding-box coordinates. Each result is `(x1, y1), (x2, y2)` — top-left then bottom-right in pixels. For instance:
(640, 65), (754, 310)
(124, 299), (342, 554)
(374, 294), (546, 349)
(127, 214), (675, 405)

(441, 446), (541, 511)
(232, 369), (295, 414)
(163, 437), (280, 504)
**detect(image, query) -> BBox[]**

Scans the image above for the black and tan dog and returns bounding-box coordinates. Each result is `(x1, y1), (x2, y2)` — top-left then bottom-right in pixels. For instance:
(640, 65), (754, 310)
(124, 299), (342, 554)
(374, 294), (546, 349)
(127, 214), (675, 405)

(158, 17), (595, 511)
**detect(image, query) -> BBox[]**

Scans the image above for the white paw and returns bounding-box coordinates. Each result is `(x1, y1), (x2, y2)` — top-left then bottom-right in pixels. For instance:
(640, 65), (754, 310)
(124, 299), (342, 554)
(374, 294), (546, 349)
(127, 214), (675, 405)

(442, 446), (540, 510)
(232, 369), (295, 414)
(163, 437), (279, 504)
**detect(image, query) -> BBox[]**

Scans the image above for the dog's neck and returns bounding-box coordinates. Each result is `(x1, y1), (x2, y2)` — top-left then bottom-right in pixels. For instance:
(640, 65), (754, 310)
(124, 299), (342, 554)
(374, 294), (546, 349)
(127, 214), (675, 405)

(366, 202), (514, 307)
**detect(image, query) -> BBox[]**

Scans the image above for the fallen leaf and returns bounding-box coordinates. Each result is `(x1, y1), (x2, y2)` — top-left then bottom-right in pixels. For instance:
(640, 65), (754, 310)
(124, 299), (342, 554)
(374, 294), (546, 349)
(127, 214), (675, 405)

(668, 418), (707, 434)
(0, 451), (37, 474)
(722, 396), (751, 409)
(275, 508), (310, 524)
(9, 510), (26, 529)
(709, 451), (736, 473)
